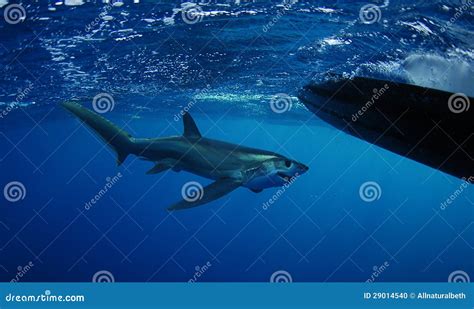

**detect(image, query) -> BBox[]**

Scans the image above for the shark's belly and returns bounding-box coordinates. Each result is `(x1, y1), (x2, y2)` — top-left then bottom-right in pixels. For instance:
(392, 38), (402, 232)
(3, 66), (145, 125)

(243, 175), (279, 190)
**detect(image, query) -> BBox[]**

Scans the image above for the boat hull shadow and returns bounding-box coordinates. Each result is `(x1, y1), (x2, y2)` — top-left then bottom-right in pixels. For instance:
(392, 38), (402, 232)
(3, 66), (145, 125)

(298, 75), (473, 179)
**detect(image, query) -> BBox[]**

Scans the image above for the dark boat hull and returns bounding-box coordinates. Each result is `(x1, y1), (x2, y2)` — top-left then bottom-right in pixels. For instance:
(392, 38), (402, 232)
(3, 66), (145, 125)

(298, 76), (473, 179)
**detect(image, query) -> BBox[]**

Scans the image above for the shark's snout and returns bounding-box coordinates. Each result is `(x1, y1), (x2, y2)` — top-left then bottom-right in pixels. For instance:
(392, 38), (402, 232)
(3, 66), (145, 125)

(296, 162), (309, 174)
(277, 161), (309, 182)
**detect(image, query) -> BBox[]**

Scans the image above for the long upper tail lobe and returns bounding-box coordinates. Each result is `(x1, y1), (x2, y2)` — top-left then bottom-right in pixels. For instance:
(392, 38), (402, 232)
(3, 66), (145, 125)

(61, 101), (135, 165)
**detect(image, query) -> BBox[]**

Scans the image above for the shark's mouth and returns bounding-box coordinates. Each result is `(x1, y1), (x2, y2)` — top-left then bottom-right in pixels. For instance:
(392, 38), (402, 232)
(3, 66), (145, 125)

(277, 172), (292, 182)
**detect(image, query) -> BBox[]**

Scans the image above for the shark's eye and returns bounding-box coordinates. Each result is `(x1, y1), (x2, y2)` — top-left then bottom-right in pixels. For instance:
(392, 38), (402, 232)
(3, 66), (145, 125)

(285, 160), (292, 168)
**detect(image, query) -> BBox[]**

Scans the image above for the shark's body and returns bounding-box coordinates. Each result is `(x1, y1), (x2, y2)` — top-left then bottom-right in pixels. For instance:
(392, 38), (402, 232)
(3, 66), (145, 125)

(62, 102), (308, 210)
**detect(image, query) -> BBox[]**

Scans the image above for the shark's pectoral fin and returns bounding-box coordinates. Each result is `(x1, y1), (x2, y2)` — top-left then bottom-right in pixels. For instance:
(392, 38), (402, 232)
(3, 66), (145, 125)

(117, 152), (128, 166)
(168, 178), (241, 211)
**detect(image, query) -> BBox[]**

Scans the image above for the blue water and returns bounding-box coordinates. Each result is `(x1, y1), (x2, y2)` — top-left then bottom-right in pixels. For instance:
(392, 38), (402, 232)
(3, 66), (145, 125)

(0, 0), (473, 282)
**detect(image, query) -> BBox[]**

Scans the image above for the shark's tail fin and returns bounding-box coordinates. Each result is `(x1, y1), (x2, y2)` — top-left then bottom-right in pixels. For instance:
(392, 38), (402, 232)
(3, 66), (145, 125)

(61, 101), (135, 166)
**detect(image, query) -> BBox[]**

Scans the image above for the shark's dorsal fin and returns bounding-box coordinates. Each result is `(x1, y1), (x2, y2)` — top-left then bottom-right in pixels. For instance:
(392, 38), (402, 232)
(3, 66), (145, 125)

(183, 113), (202, 138)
